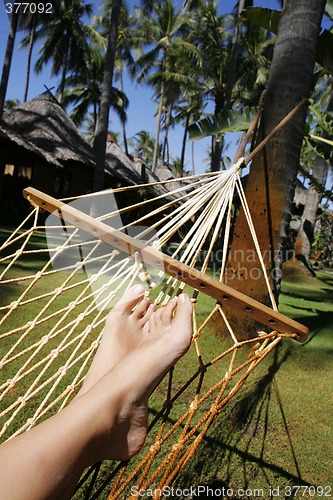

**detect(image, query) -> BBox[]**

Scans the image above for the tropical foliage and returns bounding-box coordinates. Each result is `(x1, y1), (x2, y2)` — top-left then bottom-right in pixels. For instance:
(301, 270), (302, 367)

(0, 0), (332, 268)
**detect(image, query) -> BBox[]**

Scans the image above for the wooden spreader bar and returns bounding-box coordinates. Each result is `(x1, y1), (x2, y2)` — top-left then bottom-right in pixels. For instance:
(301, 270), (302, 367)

(24, 187), (308, 342)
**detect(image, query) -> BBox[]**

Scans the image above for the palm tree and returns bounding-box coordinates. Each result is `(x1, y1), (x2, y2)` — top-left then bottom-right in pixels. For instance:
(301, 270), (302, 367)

(93, 0), (137, 155)
(133, 0), (197, 171)
(186, 0), (232, 171)
(93, 0), (123, 192)
(130, 130), (159, 168)
(0, 12), (20, 117)
(61, 47), (128, 131)
(222, 0), (326, 338)
(293, 82), (333, 272)
(32, 0), (102, 103)
(19, 1), (62, 102)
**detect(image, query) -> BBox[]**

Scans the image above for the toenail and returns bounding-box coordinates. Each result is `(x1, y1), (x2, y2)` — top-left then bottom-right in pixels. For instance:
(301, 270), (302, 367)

(132, 284), (145, 295)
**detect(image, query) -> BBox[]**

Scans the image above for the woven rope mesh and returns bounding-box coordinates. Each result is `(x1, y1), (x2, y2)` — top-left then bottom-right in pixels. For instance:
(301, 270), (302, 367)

(0, 166), (296, 498)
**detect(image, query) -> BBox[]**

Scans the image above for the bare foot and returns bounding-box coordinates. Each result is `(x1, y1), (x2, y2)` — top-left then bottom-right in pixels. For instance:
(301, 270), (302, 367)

(82, 293), (193, 462)
(77, 284), (154, 397)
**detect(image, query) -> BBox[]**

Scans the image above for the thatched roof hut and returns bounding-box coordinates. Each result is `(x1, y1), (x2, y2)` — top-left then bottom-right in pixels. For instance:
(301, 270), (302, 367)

(0, 91), (185, 224)
(0, 91), (96, 169)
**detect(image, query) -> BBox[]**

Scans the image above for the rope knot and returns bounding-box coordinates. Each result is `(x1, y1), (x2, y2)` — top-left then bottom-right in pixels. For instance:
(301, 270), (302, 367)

(210, 403), (219, 415)
(7, 378), (17, 388)
(27, 418), (36, 428)
(41, 335), (50, 345)
(190, 400), (199, 412)
(91, 340), (99, 349)
(172, 441), (185, 452)
(150, 441), (161, 453)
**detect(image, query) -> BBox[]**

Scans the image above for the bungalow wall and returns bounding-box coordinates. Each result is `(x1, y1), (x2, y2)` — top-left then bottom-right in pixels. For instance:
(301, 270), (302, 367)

(0, 143), (93, 225)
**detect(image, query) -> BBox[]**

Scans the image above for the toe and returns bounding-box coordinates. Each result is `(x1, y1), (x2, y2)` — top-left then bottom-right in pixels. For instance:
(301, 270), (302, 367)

(112, 284), (146, 315)
(160, 298), (178, 325)
(172, 293), (193, 345)
(132, 297), (151, 320)
(140, 303), (155, 325)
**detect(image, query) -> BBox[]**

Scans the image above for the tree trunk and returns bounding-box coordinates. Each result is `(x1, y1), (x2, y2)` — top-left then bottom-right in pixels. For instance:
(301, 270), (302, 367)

(152, 88), (164, 172)
(0, 13), (19, 117)
(211, 91), (224, 171)
(180, 112), (191, 175)
(24, 21), (36, 102)
(294, 86), (333, 272)
(294, 156), (326, 273)
(219, 0), (326, 339)
(191, 141), (195, 175)
(58, 36), (69, 104)
(93, 0), (122, 192)
(223, 0), (248, 112)
(119, 70), (129, 155)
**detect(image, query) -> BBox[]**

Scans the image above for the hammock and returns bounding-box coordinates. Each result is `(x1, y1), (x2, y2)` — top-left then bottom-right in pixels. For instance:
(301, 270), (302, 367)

(0, 155), (307, 498)
(0, 101), (308, 499)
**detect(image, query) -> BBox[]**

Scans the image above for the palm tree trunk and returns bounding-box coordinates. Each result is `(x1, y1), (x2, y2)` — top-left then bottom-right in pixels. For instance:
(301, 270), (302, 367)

(294, 86), (333, 272)
(152, 88), (164, 172)
(180, 112), (191, 175)
(119, 70), (129, 155)
(223, 0), (248, 112)
(220, 0), (326, 339)
(0, 12), (19, 117)
(93, 0), (122, 192)
(211, 91), (224, 171)
(58, 37), (69, 104)
(23, 21), (36, 102)
(294, 156), (326, 273)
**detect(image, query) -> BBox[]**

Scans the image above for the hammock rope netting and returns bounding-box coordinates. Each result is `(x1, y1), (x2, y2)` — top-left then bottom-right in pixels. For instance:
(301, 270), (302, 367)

(0, 156), (307, 499)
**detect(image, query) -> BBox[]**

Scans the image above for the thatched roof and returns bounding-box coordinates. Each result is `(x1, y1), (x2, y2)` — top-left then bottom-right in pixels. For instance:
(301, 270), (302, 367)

(0, 92), (185, 198)
(0, 91), (95, 169)
(105, 141), (142, 186)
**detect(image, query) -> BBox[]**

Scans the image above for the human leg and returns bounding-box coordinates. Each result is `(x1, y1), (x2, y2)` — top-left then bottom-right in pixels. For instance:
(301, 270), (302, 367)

(0, 293), (193, 500)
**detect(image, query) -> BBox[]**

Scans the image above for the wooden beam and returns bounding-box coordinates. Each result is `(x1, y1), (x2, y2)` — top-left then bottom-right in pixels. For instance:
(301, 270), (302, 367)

(24, 187), (308, 342)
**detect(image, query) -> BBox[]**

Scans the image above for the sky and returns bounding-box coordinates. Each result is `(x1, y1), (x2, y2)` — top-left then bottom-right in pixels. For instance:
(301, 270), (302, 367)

(0, 0), (316, 175)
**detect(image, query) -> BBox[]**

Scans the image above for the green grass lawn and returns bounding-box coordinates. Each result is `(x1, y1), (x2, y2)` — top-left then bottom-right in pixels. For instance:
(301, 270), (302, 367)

(1, 228), (332, 498)
(173, 271), (333, 497)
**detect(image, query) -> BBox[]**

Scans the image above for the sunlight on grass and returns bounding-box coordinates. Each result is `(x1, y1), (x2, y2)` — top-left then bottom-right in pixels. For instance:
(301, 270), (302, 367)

(1, 227), (332, 497)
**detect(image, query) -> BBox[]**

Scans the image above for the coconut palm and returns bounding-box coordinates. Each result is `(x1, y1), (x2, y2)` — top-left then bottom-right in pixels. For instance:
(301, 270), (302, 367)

(93, 0), (123, 192)
(186, 0), (237, 171)
(130, 130), (160, 168)
(32, 0), (103, 103)
(61, 47), (128, 131)
(133, 0), (198, 171)
(93, 0), (138, 155)
(19, 1), (62, 102)
(222, 0), (326, 338)
(0, 12), (20, 117)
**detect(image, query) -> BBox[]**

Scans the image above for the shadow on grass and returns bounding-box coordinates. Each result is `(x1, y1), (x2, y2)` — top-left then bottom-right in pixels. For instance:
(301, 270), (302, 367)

(176, 347), (313, 496)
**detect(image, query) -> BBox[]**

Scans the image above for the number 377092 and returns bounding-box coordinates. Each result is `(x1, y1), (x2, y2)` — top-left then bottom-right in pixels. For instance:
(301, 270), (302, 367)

(5, 3), (53, 14)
